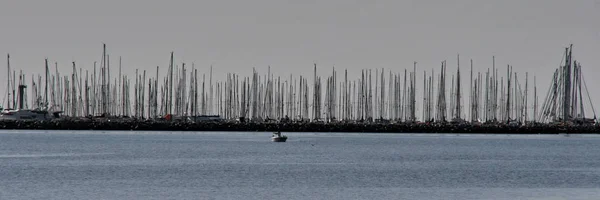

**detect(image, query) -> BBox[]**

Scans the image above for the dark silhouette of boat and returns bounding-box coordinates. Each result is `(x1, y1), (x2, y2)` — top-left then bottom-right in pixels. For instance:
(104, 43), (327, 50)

(272, 131), (287, 142)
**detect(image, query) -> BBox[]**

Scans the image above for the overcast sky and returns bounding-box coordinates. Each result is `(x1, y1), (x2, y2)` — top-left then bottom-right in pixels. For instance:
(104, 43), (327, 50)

(1, 0), (599, 115)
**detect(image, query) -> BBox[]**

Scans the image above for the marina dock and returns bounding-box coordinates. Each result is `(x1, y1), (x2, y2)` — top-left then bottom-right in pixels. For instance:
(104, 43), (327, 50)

(1, 44), (597, 133)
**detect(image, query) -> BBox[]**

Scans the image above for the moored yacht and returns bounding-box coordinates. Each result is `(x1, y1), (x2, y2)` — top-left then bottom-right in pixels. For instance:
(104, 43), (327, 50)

(0, 109), (59, 121)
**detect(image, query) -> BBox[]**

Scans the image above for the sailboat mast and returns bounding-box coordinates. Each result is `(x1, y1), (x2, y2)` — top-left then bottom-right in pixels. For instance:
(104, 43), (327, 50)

(412, 62), (416, 121)
(534, 76), (537, 122)
(7, 54), (10, 109)
(107, 54), (111, 116)
(209, 65), (213, 115)
(45, 58), (49, 109)
(469, 59), (473, 122)
(167, 52), (173, 116)
(119, 57), (122, 116)
(456, 55), (461, 120)
(506, 65), (511, 121)
(525, 72), (528, 123)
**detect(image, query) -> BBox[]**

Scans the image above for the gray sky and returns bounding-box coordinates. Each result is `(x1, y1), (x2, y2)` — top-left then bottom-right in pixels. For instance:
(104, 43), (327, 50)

(1, 0), (599, 113)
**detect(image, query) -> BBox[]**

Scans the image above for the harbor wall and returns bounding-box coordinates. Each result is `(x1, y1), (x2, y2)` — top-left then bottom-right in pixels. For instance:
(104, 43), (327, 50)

(0, 120), (597, 134)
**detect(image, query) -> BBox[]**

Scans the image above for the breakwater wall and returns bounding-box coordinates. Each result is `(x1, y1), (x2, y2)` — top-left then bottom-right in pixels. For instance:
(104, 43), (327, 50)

(0, 120), (598, 134)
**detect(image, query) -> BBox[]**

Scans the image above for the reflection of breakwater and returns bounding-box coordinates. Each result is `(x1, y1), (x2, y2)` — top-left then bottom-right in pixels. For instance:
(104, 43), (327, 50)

(1, 120), (597, 134)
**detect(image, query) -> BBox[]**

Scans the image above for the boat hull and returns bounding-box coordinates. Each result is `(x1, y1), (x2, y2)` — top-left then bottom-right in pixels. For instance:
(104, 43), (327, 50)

(272, 137), (287, 142)
(0, 109), (49, 121)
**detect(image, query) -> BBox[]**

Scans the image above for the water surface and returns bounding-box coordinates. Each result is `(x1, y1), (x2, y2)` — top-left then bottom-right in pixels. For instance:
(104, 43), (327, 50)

(1, 130), (599, 199)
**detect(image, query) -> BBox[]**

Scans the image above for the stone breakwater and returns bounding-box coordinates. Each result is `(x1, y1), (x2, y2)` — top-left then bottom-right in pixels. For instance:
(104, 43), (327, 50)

(0, 120), (598, 134)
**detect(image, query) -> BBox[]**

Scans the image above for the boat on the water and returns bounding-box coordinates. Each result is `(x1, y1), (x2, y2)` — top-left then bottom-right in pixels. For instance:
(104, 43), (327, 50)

(272, 131), (288, 142)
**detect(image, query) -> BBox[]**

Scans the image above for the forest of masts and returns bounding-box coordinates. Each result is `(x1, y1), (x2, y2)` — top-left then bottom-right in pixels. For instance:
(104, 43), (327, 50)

(2, 44), (596, 124)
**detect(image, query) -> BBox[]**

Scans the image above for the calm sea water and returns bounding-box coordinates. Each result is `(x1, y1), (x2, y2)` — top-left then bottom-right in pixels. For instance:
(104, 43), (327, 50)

(0, 130), (599, 200)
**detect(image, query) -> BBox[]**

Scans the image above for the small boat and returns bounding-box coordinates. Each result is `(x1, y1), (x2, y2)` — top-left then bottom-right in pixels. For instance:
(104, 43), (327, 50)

(272, 131), (288, 142)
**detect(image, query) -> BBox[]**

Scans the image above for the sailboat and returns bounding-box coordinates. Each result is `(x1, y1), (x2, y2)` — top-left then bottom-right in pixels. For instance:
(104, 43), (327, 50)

(0, 56), (62, 121)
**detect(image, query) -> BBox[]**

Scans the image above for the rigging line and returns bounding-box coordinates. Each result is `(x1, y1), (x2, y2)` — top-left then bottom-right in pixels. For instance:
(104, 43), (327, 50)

(580, 71), (597, 120)
(1, 85), (7, 108)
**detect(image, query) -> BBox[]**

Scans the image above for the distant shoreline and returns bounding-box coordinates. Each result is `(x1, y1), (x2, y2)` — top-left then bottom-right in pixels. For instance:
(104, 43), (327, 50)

(0, 120), (597, 134)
